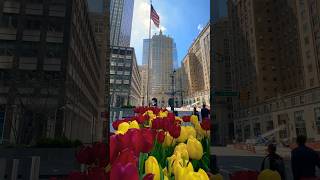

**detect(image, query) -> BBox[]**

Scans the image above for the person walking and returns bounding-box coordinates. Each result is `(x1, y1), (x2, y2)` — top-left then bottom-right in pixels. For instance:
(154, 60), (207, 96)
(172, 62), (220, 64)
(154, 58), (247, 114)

(291, 135), (320, 180)
(260, 144), (286, 180)
(192, 107), (199, 119)
(200, 104), (210, 120)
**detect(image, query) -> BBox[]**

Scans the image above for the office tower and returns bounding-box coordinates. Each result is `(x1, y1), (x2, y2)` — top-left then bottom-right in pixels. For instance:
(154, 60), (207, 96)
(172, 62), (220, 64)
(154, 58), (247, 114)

(173, 43), (179, 69)
(139, 64), (148, 106)
(110, 46), (141, 107)
(149, 31), (174, 107)
(87, 0), (109, 141)
(142, 39), (150, 65)
(110, 0), (134, 46)
(210, 18), (233, 145)
(212, 0), (228, 22)
(228, 0), (320, 144)
(182, 24), (210, 106)
(0, 0), (105, 144)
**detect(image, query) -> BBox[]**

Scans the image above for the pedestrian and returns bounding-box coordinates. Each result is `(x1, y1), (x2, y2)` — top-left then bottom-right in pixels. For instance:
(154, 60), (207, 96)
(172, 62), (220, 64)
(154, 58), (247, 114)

(260, 144), (286, 180)
(291, 135), (320, 180)
(192, 107), (199, 119)
(200, 104), (210, 120)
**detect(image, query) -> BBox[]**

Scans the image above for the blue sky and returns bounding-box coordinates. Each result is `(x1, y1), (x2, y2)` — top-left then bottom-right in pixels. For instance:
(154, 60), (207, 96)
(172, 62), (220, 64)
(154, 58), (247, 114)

(130, 0), (210, 66)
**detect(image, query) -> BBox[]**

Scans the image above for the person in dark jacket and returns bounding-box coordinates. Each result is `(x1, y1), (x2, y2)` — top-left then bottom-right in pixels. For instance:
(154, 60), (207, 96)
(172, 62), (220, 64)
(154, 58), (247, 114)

(261, 144), (286, 179)
(291, 135), (320, 180)
(200, 104), (210, 120)
(192, 107), (199, 119)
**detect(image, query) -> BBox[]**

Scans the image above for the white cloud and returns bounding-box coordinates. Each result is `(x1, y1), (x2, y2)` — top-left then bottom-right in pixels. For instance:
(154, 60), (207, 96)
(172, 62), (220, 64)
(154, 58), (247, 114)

(130, 0), (166, 64)
(197, 24), (203, 31)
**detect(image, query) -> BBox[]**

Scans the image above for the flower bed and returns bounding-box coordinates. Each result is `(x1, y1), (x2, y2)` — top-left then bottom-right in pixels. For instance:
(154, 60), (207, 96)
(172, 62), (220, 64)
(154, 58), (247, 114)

(65, 106), (216, 180)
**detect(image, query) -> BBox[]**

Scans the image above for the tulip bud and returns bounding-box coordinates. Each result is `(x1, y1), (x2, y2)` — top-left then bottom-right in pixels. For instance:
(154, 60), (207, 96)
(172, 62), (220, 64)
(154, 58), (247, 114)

(177, 126), (189, 143)
(145, 156), (160, 180)
(163, 132), (175, 147)
(184, 168), (209, 180)
(190, 115), (199, 126)
(174, 143), (189, 160)
(187, 136), (203, 160)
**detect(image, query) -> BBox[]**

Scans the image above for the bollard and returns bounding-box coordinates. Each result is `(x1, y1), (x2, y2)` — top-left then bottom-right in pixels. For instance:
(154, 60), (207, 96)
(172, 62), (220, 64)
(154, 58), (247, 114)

(29, 156), (40, 180)
(11, 159), (19, 180)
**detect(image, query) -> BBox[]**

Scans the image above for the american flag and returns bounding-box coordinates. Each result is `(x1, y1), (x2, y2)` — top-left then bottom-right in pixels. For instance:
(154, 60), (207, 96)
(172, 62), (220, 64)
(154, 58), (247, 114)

(150, 5), (160, 28)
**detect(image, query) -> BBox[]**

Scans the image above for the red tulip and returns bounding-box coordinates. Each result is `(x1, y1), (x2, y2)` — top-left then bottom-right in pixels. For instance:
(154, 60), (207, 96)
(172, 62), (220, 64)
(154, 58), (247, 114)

(117, 132), (131, 150)
(110, 135), (119, 163)
(87, 167), (107, 180)
(140, 128), (154, 153)
(200, 118), (211, 131)
(67, 171), (87, 180)
(152, 118), (162, 129)
(112, 120), (122, 130)
(136, 114), (146, 124)
(128, 129), (143, 155)
(182, 116), (191, 122)
(167, 112), (175, 119)
(169, 124), (181, 138)
(156, 130), (165, 143)
(76, 146), (94, 165)
(143, 174), (155, 180)
(113, 148), (138, 166)
(110, 162), (139, 180)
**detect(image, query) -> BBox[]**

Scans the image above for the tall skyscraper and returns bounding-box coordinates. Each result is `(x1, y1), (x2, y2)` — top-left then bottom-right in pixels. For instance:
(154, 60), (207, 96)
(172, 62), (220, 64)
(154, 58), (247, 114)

(0, 0), (105, 144)
(149, 31), (174, 107)
(173, 43), (179, 69)
(212, 0), (228, 22)
(142, 39), (150, 65)
(228, 0), (320, 144)
(87, 0), (109, 142)
(110, 0), (134, 46)
(182, 24), (210, 106)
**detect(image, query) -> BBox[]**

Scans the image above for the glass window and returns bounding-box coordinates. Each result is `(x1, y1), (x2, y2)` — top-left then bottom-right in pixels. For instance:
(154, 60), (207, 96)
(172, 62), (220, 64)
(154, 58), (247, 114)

(0, 14), (18, 29)
(294, 111), (307, 136)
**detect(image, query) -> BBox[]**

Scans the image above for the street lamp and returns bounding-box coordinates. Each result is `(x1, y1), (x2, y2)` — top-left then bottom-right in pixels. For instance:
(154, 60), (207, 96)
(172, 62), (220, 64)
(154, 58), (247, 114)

(170, 69), (176, 112)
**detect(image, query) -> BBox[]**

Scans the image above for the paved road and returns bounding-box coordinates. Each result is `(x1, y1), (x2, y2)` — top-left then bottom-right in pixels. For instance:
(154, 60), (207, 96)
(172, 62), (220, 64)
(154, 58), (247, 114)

(212, 146), (320, 180)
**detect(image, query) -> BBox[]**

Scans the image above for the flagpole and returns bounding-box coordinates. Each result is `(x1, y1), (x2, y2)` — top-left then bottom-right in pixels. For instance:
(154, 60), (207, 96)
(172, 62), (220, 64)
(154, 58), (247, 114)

(147, 0), (152, 106)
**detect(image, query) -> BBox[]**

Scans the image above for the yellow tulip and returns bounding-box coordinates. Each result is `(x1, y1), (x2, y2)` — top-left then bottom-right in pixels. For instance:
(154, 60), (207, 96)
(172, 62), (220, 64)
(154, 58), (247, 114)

(175, 116), (183, 122)
(190, 115), (199, 125)
(116, 122), (130, 134)
(187, 136), (203, 160)
(258, 169), (281, 180)
(129, 120), (140, 129)
(145, 156), (160, 180)
(163, 167), (168, 176)
(163, 132), (175, 147)
(159, 111), (168, 118)
(177, 126), (189, 143)
(164, 175), (168, 180)
(175, 162), (194, 180)
(174, 143), (189, 160)
(185, 126), (197, 138)
(184, 168), (209, 180)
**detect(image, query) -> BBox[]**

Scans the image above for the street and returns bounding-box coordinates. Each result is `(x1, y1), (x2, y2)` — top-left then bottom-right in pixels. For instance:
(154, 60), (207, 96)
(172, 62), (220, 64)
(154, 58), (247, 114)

(212, 146), (320, 180)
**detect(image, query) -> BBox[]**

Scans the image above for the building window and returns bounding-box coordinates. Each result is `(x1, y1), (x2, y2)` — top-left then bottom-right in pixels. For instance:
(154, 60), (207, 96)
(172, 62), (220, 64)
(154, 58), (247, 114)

(294, 111), (307, 136)
(110, 79), (114, 83)
(315, 108), (320, 134)
(0, 14), (18, 29)
(123, 80), (129, 84)
(253, 123), (261, 136)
